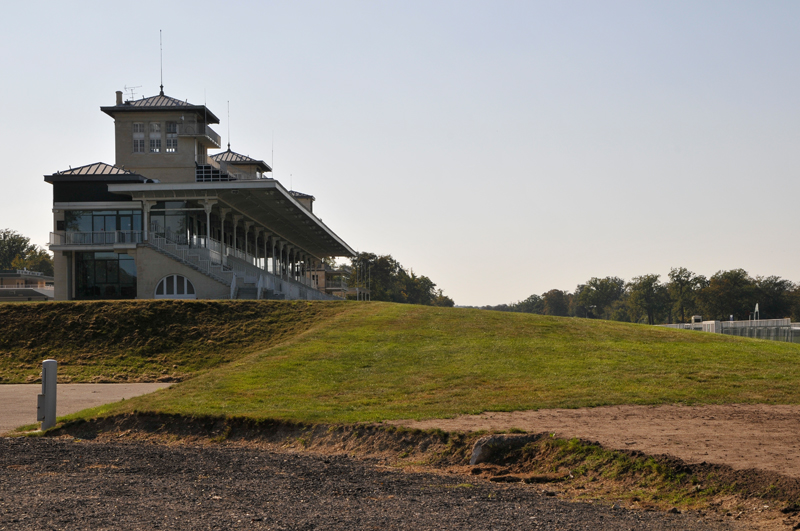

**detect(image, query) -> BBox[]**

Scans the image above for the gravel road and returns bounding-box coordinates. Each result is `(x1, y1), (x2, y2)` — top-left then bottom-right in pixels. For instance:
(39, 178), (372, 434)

(0, 438), (734, 531)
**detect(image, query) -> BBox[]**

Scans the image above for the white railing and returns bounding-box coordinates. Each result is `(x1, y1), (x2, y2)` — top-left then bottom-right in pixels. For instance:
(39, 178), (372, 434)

(50, 231), (143, 246)
(0, 286), (54, 290)
(149, 232), (232, 286)
(151, 231), (337, 301)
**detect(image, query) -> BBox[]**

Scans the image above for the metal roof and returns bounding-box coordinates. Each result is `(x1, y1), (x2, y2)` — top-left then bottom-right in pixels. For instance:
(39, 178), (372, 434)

(44, 162), (150, 184)
(210, 149), (272, 172)
(52, 162), (139, 176)
(101, 93), (221, 123)
(107, 181), (355, 259)
(123, 94), (195, 108)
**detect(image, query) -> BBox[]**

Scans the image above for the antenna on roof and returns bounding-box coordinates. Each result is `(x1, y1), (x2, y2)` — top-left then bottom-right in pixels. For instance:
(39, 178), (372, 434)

(124, 85), (141, 101)
(271, 132), (274, 173)
(159, 30), (164, 96)
(227, 100), (231, 151)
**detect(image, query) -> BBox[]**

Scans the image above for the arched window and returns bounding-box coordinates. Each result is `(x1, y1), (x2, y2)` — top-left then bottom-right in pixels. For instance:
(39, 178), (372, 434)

(154, 274), (196, 299)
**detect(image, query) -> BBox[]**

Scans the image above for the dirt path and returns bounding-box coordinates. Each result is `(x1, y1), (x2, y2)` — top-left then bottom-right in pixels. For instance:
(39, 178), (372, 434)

(0, 383), (170, 435)
(392, 404), (800, 478)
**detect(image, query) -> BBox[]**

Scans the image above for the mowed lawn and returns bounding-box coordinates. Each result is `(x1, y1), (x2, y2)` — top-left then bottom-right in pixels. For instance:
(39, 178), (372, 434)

(78, 301), (800, 424)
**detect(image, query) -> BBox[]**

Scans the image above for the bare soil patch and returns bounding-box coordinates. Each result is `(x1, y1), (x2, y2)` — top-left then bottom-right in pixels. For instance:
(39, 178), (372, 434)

(391, 404), (800, 479)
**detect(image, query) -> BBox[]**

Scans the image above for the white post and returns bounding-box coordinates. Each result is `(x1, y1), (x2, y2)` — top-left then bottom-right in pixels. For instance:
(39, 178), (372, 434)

(37, 359), (57, 431)
(204, 201), (213, 249)
(142, 201), (152, 242)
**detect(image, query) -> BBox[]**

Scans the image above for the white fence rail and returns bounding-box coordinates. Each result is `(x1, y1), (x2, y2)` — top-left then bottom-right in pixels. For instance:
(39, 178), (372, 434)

(50, 231), (143, 246)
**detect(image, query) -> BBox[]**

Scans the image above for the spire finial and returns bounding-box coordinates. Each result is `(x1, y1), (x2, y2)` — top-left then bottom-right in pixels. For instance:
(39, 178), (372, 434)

(159, 30), (164, 96)
(227, 100), (231, 151)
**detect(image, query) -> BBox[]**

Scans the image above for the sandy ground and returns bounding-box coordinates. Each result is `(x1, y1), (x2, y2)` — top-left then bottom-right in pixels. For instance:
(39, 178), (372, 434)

(392, 404), (800, 479)
(0, 383), (170, 435)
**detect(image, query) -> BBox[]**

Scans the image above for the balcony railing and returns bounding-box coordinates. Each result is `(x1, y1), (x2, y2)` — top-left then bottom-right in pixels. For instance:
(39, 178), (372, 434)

(0, 285), (54, 290)
(324, 279), (349, 290)
(177, 122), (221, 147)
(218, 161), (262, 181)
(50, 231), (143, 246)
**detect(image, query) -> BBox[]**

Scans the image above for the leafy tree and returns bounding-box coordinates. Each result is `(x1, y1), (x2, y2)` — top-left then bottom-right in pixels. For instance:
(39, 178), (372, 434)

(570, 284), (587, 317)
(697, 269), (757, 321)
(609, 297), (633, 322)
(577, 277), (626, 319)
(754, 276), (795, 319)
(790, 286), (800, 322)
(627, 274), (670, 325)
(1, 229), (36, 269)
(0, 229), (53, 275)
(348, 252), (453, 306)
(431, 289), (455, 307)
(11, 248), (54, 277)
(515, 294), (545, 314)
(482, 303), (514, 312)
(542, 289), (569, 316)
(667, 267), (706, 323)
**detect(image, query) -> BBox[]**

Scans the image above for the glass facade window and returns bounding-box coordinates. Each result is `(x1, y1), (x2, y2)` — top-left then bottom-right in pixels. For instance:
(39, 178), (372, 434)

(64, 211), (143, 244)
(133, 123), (145, 153)
(166, 121), (178, 153)
(149, 202), (188, 244)
(155, 275), (196, 299)
(149, 122), (161, 153)
(75, 252), (137, 300)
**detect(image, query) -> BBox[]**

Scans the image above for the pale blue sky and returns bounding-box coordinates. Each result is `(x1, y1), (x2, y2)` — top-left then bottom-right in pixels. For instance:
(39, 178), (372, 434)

(1, 1), (798, 306)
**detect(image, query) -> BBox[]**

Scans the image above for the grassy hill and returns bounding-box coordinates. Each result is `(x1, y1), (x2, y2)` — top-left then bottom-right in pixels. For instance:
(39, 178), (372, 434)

(0, 300), (351, 383)
(21, 300), (797, 425)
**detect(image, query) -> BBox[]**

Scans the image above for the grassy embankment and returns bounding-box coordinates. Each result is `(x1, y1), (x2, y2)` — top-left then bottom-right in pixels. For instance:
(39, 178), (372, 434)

(19, 300), (796, 425)
(0, 300), (350, 383)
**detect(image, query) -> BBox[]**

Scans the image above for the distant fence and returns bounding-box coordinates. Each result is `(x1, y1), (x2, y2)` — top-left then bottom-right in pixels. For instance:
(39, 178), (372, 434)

(660, 318), (800, 343)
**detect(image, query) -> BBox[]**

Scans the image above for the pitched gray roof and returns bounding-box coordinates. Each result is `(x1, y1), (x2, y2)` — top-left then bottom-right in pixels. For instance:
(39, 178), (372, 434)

(101, 93), (220, 123)
(124, 94), (195, 108)
(210, 149), (272, 172)
(44, 162), (150, 184)
(54, 162), (138, 176)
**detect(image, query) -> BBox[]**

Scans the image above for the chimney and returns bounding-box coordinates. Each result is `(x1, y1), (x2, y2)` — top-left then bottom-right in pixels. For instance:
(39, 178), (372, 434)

(116, 91), (123, 105)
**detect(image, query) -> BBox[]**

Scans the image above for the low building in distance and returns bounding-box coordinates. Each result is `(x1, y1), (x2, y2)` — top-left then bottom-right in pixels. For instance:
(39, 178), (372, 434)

(0, 269), (54, 301)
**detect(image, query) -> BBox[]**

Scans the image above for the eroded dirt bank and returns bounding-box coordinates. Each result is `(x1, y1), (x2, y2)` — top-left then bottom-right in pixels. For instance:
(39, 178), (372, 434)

(391, 404), (800, 479)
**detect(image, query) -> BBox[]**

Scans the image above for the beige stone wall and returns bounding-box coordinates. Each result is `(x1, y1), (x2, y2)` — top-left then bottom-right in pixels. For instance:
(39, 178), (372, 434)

(133, 246), (229, 300)
(113, 111), (203, 183)
(53, 251), (70, 300)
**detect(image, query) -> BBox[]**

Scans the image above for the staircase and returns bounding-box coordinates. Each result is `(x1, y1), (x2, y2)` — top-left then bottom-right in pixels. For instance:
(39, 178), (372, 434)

(147, 235), (233, 286)
(147, 234), (337, 301)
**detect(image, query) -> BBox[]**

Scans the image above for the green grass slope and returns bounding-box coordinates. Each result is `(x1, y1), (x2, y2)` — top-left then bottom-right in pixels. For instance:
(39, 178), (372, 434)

(76, 302), (800, 424)
(0, 300), (352, 383)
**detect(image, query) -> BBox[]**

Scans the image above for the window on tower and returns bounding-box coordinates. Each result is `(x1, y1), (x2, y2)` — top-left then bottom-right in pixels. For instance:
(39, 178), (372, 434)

(149, 122), (161, 153)
(133, 123), (145, 153)
(166, 121), (178, 153)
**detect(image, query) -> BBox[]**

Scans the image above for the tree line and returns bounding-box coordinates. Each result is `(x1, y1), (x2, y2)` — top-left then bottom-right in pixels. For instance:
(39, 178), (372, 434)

(347, 252), (454, 307)
(480, 268), (800, 324)
(0, 229), (54, 276)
